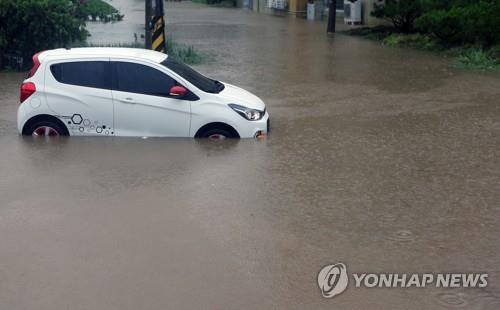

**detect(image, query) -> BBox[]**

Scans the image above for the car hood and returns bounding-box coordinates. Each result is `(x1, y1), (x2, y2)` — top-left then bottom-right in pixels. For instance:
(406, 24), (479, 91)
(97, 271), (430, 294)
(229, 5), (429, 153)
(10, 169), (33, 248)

(217, 83), (265, 111)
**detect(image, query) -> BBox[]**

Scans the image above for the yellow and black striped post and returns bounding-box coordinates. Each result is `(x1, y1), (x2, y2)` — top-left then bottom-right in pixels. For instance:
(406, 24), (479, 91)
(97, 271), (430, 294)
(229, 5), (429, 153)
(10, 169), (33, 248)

(151, 15), (166, 53)
(146, 0), (166, 53)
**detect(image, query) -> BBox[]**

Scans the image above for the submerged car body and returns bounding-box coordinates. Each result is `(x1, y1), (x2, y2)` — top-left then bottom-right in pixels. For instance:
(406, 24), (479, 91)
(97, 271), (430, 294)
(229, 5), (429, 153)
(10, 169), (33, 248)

(17, 48), (270, 139)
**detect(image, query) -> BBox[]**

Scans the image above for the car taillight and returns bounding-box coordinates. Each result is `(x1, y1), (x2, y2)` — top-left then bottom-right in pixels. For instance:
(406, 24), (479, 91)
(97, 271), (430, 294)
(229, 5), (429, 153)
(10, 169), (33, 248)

(27, 51), (43, 78)
(20, 82), (36, 103)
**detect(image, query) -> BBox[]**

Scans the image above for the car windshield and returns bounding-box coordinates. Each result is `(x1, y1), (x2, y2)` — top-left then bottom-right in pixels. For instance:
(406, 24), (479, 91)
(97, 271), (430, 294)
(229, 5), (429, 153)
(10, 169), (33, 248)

(162, 57), (225, 94)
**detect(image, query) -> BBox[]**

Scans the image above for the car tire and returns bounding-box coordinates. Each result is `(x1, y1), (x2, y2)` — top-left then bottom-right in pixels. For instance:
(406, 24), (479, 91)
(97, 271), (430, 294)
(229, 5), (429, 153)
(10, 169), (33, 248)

(28, 120), (68, 137)
(199, 128), (234, 140)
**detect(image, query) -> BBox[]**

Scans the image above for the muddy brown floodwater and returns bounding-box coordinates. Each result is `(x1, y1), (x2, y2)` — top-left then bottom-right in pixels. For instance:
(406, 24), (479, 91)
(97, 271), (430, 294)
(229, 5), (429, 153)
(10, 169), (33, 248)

(1, 2), (500, 309)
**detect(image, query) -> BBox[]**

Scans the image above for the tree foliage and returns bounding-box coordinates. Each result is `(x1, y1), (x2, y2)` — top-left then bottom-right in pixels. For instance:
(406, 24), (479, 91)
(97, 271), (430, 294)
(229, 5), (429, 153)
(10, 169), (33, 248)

(371, 0), (425, 33)
(417, 0), (500, 47)
(372, 0), (500, 46)
(0, 0), (87, 67)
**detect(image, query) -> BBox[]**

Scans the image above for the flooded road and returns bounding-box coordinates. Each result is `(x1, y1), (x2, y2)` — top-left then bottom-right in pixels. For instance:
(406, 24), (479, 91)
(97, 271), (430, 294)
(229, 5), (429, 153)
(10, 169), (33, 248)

(1, 2), (500, 309)
(86, 0), (146, 44)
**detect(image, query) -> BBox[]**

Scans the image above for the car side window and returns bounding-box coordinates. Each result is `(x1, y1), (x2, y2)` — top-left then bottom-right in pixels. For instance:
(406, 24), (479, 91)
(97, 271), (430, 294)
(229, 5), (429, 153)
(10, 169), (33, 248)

(50, 61), (110, 90)
(112, 62), (177, 97)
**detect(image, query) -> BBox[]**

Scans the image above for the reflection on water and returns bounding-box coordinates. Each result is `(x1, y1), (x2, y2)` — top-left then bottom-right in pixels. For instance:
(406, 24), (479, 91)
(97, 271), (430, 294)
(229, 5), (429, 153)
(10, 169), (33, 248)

(1, 2), (500, 309)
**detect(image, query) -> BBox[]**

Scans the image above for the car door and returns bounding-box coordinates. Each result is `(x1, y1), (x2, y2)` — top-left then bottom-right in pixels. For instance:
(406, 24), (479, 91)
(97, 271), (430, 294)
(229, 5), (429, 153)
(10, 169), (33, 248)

(44, 59), (114, 136)
(111, 61), (192, 137)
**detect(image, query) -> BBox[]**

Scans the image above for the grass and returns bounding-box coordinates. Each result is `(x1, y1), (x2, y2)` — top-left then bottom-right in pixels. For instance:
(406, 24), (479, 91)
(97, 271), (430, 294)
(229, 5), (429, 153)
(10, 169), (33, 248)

(166, 40), (204, 65)
(346, 27), (500, 72)
(453, 48), (500, 72)
(345, 26), (394, 41)
(382, 33), (438, 50)
(346, 27), (439, 50)
(71, 40), (206, 65)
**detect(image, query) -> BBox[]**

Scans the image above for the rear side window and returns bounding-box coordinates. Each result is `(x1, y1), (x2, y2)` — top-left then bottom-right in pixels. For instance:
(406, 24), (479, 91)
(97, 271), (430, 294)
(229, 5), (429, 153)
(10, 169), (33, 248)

(112, 62), (176, 97)
(50, 61), (110, 90)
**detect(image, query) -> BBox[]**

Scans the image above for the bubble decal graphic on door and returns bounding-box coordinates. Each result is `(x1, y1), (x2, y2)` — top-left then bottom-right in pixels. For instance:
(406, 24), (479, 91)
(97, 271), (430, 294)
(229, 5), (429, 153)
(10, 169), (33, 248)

(55, 114), (112, 135)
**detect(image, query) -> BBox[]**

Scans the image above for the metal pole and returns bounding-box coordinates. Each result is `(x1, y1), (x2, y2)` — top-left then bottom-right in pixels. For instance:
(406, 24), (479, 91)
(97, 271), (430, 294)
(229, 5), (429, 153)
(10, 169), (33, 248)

(157, 0), (164, 16)
(327, 0), (336, 34)
(145, 0), (153, 49)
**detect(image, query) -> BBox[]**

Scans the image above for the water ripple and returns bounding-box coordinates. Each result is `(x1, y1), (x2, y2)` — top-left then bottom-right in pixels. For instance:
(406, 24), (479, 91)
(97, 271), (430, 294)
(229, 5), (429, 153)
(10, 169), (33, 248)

(436, 292), (468, 308)
(387, 230), (416, 243)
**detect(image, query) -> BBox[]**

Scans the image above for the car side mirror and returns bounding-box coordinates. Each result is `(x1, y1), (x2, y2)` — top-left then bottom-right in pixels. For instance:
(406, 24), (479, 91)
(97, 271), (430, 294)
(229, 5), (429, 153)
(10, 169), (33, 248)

(169, 85), (187, 97)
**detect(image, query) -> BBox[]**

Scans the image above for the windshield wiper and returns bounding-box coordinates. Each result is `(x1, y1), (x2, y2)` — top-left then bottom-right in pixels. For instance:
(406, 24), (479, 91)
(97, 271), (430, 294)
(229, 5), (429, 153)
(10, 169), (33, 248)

(214, 80), (225, 92)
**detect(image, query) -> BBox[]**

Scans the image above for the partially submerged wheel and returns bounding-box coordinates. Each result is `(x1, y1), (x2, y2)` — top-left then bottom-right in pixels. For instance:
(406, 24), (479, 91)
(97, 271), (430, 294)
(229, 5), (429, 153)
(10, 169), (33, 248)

(199, 128), (235, 140)
(28, 121), (67, 137)
(207, 133), (227, 140)
(32, 126), (60, 137)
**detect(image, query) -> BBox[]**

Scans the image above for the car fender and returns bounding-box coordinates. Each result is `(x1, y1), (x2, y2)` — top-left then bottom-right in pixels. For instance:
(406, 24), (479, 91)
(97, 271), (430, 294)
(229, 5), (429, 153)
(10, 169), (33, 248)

(190, 101), (241, 137)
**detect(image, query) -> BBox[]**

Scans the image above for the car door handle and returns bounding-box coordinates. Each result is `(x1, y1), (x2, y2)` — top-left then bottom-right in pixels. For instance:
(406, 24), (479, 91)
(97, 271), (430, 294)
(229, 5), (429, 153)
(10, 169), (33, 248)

(119, 97), (135, 104)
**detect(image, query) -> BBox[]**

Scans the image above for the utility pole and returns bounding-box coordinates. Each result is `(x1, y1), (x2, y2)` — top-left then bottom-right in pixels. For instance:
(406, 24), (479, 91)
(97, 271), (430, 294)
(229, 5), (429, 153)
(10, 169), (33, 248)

(145, 0), (167, 52)
(327, 0), (336, 34)
(145, 0), (152, 49)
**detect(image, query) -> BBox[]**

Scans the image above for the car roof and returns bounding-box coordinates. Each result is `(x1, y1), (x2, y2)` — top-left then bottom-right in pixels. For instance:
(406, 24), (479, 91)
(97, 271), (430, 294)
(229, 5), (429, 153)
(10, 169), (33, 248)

(39, 47), (168, 63)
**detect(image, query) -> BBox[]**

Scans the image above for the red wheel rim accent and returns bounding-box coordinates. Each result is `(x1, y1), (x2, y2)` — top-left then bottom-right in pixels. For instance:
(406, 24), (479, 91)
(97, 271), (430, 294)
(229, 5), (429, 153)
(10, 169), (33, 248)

(33, 126), (59, 137)
(208, 134), (226, 140)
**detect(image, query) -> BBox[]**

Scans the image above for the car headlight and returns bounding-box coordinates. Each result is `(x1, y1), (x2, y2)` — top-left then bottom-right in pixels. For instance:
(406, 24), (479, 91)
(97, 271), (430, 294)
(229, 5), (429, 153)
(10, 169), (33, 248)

(228, 104), (265, 121)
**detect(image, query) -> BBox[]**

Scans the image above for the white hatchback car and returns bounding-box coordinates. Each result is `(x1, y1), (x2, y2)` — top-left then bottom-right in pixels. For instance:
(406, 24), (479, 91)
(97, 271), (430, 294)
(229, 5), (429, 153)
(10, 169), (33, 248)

(18, 48), (270, 139)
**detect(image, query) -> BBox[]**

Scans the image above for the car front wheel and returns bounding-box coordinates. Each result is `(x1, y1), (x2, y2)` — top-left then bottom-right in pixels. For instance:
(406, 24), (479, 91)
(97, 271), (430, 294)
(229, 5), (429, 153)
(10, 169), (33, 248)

(199, 128), (234, 140)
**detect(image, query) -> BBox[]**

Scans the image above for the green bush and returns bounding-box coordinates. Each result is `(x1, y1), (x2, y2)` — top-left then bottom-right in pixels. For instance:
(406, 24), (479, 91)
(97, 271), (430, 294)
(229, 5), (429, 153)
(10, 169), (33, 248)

(0, 0), (87, 67)
(371, 0), (425, 33)
(0, 0), (125, 69)
(372, 0), (500, 46)
(460, 1), (500, 47)
(415, 8), (463, 43)
(416, 1), (500, 47)
(489, 45), (500, 59)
